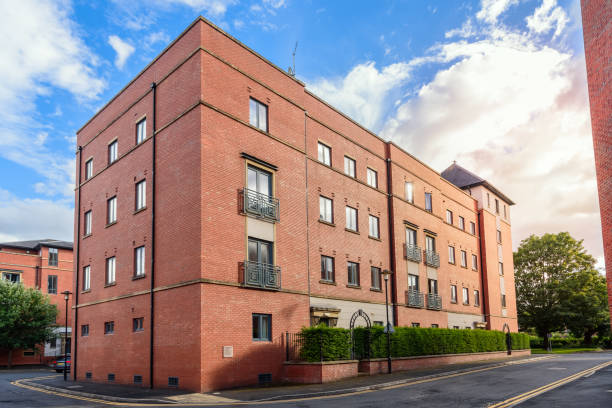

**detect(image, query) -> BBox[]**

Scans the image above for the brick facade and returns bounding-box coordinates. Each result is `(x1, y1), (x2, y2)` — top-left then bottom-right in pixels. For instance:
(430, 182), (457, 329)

(73, 17), (518, 391)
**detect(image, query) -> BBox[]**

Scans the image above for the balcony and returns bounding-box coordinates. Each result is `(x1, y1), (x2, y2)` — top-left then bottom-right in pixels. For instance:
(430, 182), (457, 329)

(406, 290), (424, 308)
(426, 293), (442, 310)
(404, 244), (422, 263)
(241, 188), (280, 222)
(241, 261), (281, 290)
(423, 250), (440, 268)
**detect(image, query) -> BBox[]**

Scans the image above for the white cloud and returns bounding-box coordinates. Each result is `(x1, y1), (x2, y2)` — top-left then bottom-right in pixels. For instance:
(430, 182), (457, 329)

(108, 35), (135, 69)
(476, 0), (519, 24)
(526, 0), (569, 38)
(445, 18), (476, 38)
(145, 31), (171, 47)
(308, 62), (411, 130)
(159, 0), (237, 16)
(263, 0), (285, 9)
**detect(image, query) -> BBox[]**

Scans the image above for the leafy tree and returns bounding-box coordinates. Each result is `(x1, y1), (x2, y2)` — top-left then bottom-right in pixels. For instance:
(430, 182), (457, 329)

(514, 232), (601, 347)
(0, 279), (58, 368)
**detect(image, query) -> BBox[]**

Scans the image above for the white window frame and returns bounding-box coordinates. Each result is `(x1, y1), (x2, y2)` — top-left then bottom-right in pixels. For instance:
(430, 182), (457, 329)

(460, 250), (467, 267)
(474, 289), (480, 306)
(405, 181), (414, 203)
(249, 98), (268, 132)
(107, 196), (117, 224)
(368, 215), (379, 239)
(83, 265), (91, 291)
(347, 261), (359, 286)
(84, 210), (92, 236)
(459, 216), (465, 230)
(134, 246), (145, 277)
(344, 156), (356, 178)
(136, 118), (147, 144)
(448, 246), (455, 264)
(136, 180), (146, 211)
(317, 142), (331, 166)
(366, 168), (378, 188)
(472, 254), (478, 270)
(106, 256), (116, 285)
(85, 159), (93, 180)
(451, 285), (457, 303)
(319, 196), (333, 223)
(446, 210), (453, 224)
(345, 206), (357, 231)
(108, 140), (118, 164)
(462, 287), (469, 305)
(470, 222), (476, 235)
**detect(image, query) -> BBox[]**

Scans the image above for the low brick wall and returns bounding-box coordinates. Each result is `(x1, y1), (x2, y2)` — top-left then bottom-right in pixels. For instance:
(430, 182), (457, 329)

(359, 349), (531, 375)
(282, 360), (359, 384)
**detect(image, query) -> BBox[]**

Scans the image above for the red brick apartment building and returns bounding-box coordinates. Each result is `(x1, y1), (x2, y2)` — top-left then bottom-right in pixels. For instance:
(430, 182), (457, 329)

(0, 239), (73, 366)
(581, 0), (612, 324)
(72, 17), (517, 391)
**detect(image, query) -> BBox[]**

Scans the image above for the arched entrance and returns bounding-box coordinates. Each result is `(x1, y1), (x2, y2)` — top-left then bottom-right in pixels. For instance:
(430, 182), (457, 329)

(349, 309), (372, 359)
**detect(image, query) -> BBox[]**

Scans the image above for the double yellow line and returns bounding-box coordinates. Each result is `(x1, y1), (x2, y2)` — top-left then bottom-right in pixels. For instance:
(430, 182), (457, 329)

(490, 360), (612, 407)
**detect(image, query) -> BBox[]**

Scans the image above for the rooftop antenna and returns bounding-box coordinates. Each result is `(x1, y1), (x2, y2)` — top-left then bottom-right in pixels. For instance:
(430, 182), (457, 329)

(288, 41), (298, 76)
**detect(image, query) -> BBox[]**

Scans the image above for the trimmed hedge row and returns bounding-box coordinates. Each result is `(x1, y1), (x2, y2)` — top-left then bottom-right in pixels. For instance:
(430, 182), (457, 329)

(529, 336), (611, 349)
(299, 326), (530, 362)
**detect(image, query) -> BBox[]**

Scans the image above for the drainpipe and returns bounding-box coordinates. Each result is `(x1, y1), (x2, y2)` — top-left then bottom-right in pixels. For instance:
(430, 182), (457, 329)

(149, 82), (157, 389)
(73, 145), (83, 380)
(384, 144), (398, 326)
(477, 211), (488, 327)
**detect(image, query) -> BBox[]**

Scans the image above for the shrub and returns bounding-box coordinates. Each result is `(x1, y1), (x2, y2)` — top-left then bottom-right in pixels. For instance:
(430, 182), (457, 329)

(299, 326), (351, 362)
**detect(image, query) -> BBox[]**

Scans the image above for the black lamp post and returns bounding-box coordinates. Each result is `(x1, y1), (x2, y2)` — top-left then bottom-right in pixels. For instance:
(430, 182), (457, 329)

(382, 269), (393, 374)
(61, 290), (72, 381)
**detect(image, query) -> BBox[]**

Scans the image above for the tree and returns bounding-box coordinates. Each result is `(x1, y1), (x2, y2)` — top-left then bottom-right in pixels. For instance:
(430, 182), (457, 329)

(0, 279), (58, 368)
(513, 232), (600, 347)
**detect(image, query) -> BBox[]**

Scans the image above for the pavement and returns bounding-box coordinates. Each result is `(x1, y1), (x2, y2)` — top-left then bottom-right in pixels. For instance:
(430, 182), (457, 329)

(12, 354), (552, 404)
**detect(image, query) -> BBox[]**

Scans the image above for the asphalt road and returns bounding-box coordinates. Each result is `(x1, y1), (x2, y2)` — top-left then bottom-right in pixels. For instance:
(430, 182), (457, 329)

(2, 353), (611, 407)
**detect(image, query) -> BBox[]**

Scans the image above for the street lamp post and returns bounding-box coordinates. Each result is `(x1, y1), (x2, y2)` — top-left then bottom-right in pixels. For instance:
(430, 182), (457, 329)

(61, 290), (72, 381)
(382, 269), (393, 374)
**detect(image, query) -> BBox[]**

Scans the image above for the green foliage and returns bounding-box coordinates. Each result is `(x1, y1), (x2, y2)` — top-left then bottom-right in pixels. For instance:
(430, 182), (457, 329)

(0, 280), (58, 367)
(299, 326), (351, 362)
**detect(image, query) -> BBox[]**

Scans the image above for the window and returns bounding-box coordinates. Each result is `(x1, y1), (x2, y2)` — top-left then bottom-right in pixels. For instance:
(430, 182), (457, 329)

(448, 246), (455, 264)
(496, 230), (502, 243)
(136, 118), (146, 144)
(459, 216), (465, 230)
(85, 159), (93, 180)
(495, 199), (500, 214)
(249, 98), (268, 132)
(487, 193), (490, 208)
(108, 140), (118, 164)
(453, 326), (460, 329)
(107, 196), (117, 225)
(48, 248), (58, 266)
(504, 205), (507, 218)
(474, 290), (480, 306)
(106, 257), (116, 285)
(450, 285), (457, 303)
(320, 255), (334, 282)
(247, 165), (272, 196)
(425, 235), (436, 252)
(446, 210), (453, 224)
(366, 168), (378, 188)
(501, 294), (507, 308)
(2, 272), (20, 283)
(83, 266), (90, 291)
(104, 321), (114, 334)
(371, 267), (381, 290)
(405, 182), (413, 203)
(319, 196), (333, 223)
(134, 246), (145, 277)
(347, 262), (360, 286)
(81, 325), (89, 337)
(470, 221), (476, 235)
(425, 192), (432, 212)
(47, 275), (57, 294)
(408, 274), (419, 292)
(344, 156), (355, 178)
(460, 250), (467, 268)
(411, 322), (420, 327)
(345, 206), (358, 231)
(462, 287), (469, 305)
(406, 227), (417, 247)
(84, 210), (92, 236)
(252, 313), (271, 341)
(428, 278), (438, 295)
(133, 318), (144, 332)
(472, 254), (478, 270)
(317, 142), (331, 166)
(431, 324), (439, 328)
(248, 238), (273, 266)
(369, 215), (380, 239)
(498, 262), (504, 275)
(135, 180), (146, 211)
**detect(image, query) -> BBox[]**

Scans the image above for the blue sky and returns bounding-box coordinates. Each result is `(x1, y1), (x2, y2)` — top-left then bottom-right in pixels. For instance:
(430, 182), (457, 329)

(0, 0), (604, 269)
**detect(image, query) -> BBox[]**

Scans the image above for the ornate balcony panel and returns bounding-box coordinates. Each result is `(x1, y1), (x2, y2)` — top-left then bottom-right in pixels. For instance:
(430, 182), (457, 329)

(406, 290), (424, 308)
(426, 293), (442, 310)
(404, 244), (422, 263)
(241, 261), (281, 290)
(423, 250), (440, 268)
(241, 188), (280, 222)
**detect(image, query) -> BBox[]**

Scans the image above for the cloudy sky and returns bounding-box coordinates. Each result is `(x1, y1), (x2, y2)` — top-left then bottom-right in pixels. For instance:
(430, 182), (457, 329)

(0, 0), (604, 271)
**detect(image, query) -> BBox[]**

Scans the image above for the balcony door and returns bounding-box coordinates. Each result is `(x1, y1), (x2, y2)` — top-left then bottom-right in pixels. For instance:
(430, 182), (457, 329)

(428, 278), (438, 295)
(425, 235), (436, 252)
(248, 237), (273, 266)
(248, 165), (272, 196)
(406, 228), (417, 247)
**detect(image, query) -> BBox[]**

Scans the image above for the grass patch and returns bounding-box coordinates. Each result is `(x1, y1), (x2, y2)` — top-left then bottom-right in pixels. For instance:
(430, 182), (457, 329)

(531, 347), (601, 354)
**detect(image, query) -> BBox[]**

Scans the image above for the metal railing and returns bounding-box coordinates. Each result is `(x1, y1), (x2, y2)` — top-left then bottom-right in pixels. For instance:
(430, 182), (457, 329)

(423, 250), (440, 268)
(404, 244), (422, 263)
(241, 188), (280, 221)
(426, 293), (442, 310)
(406, 290), (424, 308)
(241, 261), (281, 290)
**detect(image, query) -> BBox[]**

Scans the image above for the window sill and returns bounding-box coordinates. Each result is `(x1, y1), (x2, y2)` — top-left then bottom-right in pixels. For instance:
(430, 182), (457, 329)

(461, 265), (468, 269)
(81, 289), (91, 294)
(318, 219), (335, 227)
(346, 284), (361, 289)
(253, 338), (272, 342)
(472, 268), (478, 272)
(449, 262), (455, 265)
(450, 300), (457, 304)
(104, 282), (116, 288)
(319, 279), (336, 286)
(345, 228), (359, 235)
(133, 207), (147, 215)
(368, 235), (382, 242)
(370, 287), (382, 292)
(105, 221), (117, 228)
(83, 233), (92, 239)
(463, 303), (470, 306)
(132, 275), (146, 280)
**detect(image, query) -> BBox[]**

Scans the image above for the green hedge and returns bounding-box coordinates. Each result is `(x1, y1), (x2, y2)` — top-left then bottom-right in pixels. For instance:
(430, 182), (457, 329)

(529, 336), (583, 349)
(299, 326), (351, 362)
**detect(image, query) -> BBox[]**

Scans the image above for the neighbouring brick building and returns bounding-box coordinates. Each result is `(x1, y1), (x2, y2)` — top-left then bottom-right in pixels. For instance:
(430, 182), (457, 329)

(581, 0), (612, 325)
(72, 17), (518, 391)
(0, 239), (73, 366)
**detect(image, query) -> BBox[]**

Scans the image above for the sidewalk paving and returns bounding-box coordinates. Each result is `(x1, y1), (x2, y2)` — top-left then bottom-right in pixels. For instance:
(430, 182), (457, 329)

(20, 354), (551, 404)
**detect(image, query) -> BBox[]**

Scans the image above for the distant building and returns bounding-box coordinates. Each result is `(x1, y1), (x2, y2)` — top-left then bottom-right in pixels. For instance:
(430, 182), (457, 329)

(73, 17), (518, 391)
(580, 0), (612, 325)
(0, 239), (73, 366)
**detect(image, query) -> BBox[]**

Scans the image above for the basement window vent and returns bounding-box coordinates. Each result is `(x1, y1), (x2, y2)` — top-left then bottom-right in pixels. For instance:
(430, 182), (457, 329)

(85, 372), (92, 379)
(134, 375), (143, 384)
(168, 377), (179, 387)
(258, 373), (272, 386)
(108, 373), (115, 382)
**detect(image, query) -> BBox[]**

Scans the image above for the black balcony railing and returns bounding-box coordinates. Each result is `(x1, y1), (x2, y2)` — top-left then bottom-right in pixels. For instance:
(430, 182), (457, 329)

(242, 188), (280, 221)
(406, 290), (424, 308)
(424, 250), (440, 268)
(404, 244), (422, 263)
(241, 261), (281, 290)
(426, 293), (442, 310)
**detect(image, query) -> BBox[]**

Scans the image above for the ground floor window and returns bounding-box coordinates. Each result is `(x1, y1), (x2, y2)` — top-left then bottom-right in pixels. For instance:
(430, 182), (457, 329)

(252, 313), (271, 341)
